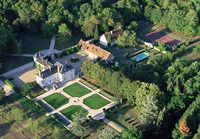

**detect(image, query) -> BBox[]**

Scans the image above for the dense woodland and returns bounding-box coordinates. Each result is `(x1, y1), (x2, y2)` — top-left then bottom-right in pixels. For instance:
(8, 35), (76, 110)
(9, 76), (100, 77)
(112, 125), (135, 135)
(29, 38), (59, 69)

(1, 0), (200, 138)
(0, 0), (200, 61)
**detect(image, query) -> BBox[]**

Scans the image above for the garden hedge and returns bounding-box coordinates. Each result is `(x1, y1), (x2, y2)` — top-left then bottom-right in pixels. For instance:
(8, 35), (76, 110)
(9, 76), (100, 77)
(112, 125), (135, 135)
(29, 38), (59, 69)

(0, 76), (18, 92)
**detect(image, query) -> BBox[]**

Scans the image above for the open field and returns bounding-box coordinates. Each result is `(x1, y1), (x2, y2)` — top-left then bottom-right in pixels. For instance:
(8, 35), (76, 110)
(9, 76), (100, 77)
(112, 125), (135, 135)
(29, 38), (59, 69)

(43, 93), (69, 109)
(21, 34), (51, 54)
(1, 56), (33, 74)
(63, 83), (91, 97)
(60, 105), (88, 120)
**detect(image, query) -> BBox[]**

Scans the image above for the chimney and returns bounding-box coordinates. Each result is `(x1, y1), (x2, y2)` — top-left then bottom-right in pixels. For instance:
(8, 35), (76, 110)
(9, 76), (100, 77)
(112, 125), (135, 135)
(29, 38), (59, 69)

(65, 61), (68, 65)
(39, 70), (41, 77)
(42, 57), (44, 61)
(39, 52), (41, 57)
(110, 31), (113, 34)
(57, 65), (60, 73)
(49, 66), (51, 71)
(46, 59), (48, 64)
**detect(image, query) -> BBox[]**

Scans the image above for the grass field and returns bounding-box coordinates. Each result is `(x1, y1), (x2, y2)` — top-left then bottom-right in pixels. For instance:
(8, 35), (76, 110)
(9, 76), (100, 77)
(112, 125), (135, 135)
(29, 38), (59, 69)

(106, 103), (144, 129)
(21, 34), (51, 54)
(1, 56), (33, 74)
(60, 105), (88, 120)
(83, 94), (110, 109)
(43, 93), (69, 109)
(63, 83), (91, 97)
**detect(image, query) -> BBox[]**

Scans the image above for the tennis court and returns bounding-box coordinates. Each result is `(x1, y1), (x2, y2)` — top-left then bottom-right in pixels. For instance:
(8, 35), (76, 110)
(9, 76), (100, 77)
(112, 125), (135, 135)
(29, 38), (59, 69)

(143, 31), (181, 46)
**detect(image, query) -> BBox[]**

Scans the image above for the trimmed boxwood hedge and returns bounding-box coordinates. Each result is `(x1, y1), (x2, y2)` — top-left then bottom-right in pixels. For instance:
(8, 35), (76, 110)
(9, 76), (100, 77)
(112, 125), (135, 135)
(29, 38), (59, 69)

(0, 76), (18, 92)
(61, 45), (80, 56)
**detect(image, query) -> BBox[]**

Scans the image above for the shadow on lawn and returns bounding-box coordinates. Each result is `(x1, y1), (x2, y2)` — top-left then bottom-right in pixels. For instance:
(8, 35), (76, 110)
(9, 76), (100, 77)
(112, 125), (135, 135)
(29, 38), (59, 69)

(0, 121), (14, 137)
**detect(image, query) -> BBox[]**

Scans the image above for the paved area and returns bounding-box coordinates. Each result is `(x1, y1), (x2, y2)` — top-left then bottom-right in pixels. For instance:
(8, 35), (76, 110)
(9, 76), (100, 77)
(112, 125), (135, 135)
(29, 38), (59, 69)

(6, 67), (39, 88)
(51, 52), (91, 74)
(34, 78), (117, 127)
(6, 54), (34, 57)
(48, 35), (56, 55)
(0, 80), (15, 96)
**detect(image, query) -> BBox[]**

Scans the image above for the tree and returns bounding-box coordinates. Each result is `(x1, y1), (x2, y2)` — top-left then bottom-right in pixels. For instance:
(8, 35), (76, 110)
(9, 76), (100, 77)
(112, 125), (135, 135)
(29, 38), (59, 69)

(179, 120), (190, 137)
(120, 127), (143, 139)
(94, 25), (99, 42)
(135, 82), (165, 109)
(98, 126), (115, 139)
(193, 44), (200, 54)
(126, 21), (138, 31)
(116, 30), (137, 48)
(71, 111), (85, 137)
(81, 16), (100, 37)
(144, 45), (147, 52)
(10, 107), (24, 122)
(0, 87), (5, 101)
(115, 62), (119, 70)
(21, 83), (34, 96)
(138, 94), (159, 123)
(27, 117), (47, 135)
(17, 41), (22, 58)
(51, 126), (65, 139)
(107, 32), (111, 47)
(57, 23), (72, 45)
(133, 57), (137, 68)
(41, 22), (57, 37)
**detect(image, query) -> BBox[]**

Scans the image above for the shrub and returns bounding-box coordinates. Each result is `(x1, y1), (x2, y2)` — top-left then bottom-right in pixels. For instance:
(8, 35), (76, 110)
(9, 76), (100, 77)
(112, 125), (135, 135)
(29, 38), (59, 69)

(0, 87), (5, 101)
(70, 57), (79, 62)
(193, 44), (200, 54)
(44, 55), (51, 61)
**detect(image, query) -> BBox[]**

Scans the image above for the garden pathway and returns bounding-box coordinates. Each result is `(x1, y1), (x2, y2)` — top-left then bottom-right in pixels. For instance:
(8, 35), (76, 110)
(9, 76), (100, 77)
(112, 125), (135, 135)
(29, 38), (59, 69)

(6, 54), (34, 57)
(48, 34), (56, 55)
(103, 118), (124, 133)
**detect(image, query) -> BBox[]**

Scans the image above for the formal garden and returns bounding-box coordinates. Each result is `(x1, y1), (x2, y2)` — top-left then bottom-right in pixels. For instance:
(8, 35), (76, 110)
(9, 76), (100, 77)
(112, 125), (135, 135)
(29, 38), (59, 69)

(43, 93), (69, 109)
(83, 94), (110, 109)
(63, 82), (91, 97)
(36, 80), (114, 129)
(60, 105), (88, 120)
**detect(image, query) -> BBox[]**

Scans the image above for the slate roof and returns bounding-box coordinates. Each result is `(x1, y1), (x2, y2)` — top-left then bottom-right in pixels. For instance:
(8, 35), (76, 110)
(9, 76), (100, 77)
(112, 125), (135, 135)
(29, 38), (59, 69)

(36, 57), (53, 67)
(104, 27), (123, 42)
(34, 52), (44, 58)
(78, 39), (114, 61)
(38, 64), (74, 79)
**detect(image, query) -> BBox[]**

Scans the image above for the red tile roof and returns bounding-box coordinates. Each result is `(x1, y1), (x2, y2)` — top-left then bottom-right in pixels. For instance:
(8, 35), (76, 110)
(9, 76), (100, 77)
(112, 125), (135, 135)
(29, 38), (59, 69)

(104, 27), (123, 42)
(78, 40), (112, 61)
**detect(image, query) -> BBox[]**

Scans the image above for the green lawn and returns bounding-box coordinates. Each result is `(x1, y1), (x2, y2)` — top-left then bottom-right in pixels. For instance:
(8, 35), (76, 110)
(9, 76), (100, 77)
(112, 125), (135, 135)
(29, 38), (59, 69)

(1, 56), (33, 74)
(60, 105), (88, 120)
(21, 34), (51, 54)
(63, 83), (91, 97)
(54, 33), (85, 50)
(83, 94), (110, 109)
(43, 93), (68, 109)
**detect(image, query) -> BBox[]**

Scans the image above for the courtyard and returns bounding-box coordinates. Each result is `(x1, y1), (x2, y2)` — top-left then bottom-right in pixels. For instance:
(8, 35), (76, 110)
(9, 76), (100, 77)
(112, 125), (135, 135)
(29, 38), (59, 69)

(34, 78), (116, 127)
